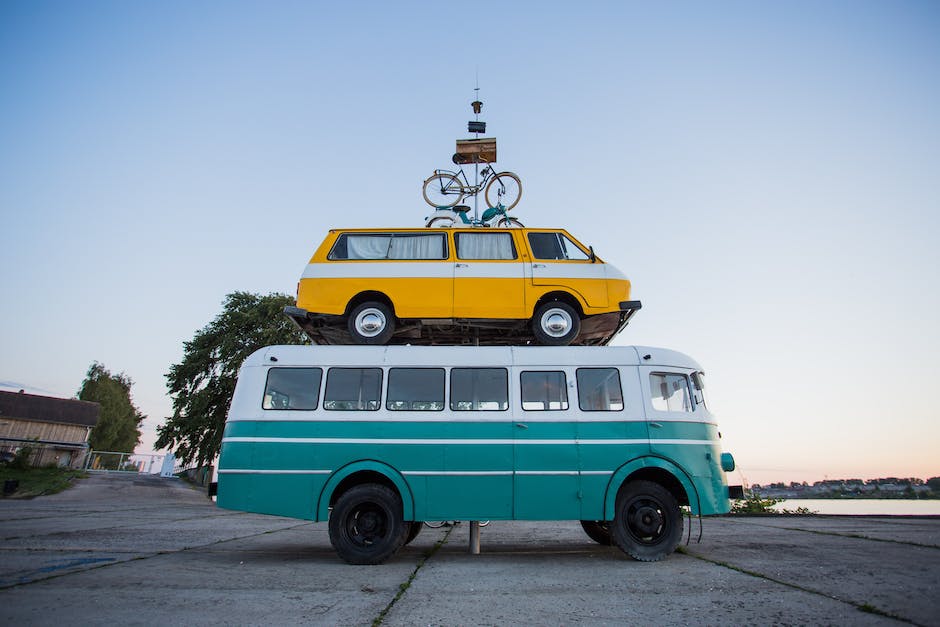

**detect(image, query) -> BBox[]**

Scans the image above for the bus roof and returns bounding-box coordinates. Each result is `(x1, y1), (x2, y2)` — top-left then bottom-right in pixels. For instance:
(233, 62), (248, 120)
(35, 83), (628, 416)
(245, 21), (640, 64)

(242, 345), (703, 371)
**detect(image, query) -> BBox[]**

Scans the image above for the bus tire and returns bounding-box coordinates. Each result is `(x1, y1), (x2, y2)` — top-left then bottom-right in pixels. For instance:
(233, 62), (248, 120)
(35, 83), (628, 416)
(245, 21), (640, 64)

(328, 484), (407, 565)
(532, 301), (580, 346)
(348, 301), (395, 345)
(404, 521), (423, 545)
(580, 520), (612, 545)
(611, 480), (683, 562)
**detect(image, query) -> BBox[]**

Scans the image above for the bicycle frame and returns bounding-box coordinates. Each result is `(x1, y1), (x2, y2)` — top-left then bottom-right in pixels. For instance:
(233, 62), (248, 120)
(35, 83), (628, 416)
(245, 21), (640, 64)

(434, 162), (497, 199)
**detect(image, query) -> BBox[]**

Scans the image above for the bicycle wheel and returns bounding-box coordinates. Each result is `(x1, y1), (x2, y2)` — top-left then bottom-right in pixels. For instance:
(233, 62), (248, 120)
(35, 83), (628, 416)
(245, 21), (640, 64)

(423, 173), (463, 208)
(426, 215), (456, 228)
(484, 171), (522, 211)
(495, 217), (524, 228)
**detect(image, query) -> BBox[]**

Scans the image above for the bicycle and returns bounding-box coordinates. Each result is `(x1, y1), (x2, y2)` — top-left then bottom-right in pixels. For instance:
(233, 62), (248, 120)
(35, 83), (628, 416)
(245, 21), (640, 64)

(425, 203), (524, 228)
(422, 161), (522, 211)
(424, 520), (490, 528)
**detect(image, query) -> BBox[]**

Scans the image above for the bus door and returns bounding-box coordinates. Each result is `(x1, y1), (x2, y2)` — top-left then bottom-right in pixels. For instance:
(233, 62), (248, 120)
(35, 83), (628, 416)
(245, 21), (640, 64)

(574, 366), (649, 520)
(452, 230), (526, 319)
(426, 366), (514, 520)
(512, 368), (581, 519)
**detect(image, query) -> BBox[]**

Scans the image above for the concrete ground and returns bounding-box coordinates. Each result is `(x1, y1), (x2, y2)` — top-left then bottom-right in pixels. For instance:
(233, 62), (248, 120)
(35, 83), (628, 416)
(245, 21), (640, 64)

(0, 474), (937, 626)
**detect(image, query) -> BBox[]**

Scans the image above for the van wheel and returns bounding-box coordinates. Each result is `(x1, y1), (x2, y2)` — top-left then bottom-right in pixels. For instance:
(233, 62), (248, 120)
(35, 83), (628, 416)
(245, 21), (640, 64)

(532, 301), (580, 346)
(329, 484), (407, 564)
(580, 520), (612, 545)
(348, 301), (395, 344)
(611, 480), (683, 562)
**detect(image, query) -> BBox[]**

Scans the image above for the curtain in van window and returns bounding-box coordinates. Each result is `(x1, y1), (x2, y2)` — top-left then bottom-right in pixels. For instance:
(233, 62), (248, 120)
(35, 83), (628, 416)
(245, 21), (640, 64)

(388, 234), (445, 259)
(346, 235), (391, 259)
(456, 232), (514, 260)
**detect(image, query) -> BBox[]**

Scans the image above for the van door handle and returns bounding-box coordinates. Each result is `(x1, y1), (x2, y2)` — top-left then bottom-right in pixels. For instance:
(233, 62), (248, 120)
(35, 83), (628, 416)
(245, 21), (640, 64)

(456, 263), (469, 268)
(532, 263), (545, 268)
(515, 423), (528, 429)
(650, 422), (663, 429)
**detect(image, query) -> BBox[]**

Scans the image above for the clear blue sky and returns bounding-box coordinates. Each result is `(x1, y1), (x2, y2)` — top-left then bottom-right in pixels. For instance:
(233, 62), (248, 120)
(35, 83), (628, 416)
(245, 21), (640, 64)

(1, 1), (937, 485)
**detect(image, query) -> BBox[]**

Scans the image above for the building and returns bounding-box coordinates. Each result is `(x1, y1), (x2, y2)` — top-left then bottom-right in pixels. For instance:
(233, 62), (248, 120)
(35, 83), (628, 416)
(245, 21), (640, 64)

(0, 390), (100, 468)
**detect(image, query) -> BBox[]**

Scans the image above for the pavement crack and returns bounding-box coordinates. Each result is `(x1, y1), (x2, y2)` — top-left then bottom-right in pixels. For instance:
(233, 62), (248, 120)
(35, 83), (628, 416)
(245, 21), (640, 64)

(678, 547), (917, 625)
(372, 525), (453, 627)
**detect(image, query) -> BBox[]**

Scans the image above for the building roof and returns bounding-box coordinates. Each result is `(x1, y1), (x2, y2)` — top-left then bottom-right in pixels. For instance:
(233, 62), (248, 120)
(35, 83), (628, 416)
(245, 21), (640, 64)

(0, 390), (100, 427)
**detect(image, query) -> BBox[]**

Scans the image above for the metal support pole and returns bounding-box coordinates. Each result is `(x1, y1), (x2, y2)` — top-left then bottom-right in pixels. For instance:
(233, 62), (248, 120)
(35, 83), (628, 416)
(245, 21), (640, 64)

(469, 520), (481, 554)
(473, 161), (479, 221)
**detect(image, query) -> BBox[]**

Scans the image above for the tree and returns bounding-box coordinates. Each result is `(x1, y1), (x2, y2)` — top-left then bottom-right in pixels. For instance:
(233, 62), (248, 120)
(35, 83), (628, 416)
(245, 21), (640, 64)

(156, 292), (308, 466)
(78, 362), (145, 453)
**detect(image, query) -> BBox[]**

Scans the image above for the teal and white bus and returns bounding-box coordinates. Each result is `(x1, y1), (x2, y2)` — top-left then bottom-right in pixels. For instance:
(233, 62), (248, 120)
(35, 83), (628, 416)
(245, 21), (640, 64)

(216, 345), (740, 564)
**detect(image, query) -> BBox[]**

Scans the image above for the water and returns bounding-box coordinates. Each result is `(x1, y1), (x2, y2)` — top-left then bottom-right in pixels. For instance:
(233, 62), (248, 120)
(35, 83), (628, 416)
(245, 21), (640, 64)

(774, 499), (940, 516)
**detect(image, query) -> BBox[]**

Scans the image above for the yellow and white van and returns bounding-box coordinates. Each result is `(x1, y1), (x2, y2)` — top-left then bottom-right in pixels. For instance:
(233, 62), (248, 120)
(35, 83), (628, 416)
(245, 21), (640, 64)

(285, 227), (640, 346)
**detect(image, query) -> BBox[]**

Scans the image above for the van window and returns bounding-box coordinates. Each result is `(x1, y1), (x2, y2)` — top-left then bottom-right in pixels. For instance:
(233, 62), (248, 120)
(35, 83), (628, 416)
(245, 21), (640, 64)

(387, 368), (445, 411)
(455, 232), (516, 260)
(521, 371), (569, 411)
(329, 233), (447, 260)
(650, 373), (694, 413)
(576, 368), (624, 411)
(324, 368), (383, 411)
(262, 368), (322, 410)
(451, 368), (508, 411)
(527, 232), (590, 261)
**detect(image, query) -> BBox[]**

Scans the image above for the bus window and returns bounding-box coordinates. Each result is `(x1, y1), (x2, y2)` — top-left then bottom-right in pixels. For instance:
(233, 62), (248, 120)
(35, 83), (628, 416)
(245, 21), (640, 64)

(521, 371), (569, 411)
(576, 368), (624, 411)
(387, 368), (445, 411)
(650, 373), (694, 413)
(262, 368), (322, 410)
(323, 368), (383, 411)
(691, 371), (708, 408)
(450, 368), (508, 411)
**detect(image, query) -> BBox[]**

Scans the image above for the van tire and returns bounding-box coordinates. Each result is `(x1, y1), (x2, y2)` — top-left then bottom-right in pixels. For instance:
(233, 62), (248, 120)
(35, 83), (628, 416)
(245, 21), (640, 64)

(532, 301), (580, 346)
(611, 480), (683, 562)
(329, 484), (407, 565)
(348, 301), (395, 345)
(580, 520), (612, 545)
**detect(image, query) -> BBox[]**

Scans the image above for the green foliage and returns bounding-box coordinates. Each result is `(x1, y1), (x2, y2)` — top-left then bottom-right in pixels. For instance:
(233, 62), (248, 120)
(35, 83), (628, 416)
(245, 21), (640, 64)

(156, 292), (308, 466)
(0, 466), (88, 497)
(78, 363), (145, 454)
(8, 444), (36, 470)
(731, 491), (782, 514)
(731, 489), (816, 515)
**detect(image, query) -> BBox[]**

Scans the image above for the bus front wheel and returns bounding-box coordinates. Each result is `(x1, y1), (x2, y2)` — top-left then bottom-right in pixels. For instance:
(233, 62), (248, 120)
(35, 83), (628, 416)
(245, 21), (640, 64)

(328, 484), (407, 565)
(611, 480), (683, 561)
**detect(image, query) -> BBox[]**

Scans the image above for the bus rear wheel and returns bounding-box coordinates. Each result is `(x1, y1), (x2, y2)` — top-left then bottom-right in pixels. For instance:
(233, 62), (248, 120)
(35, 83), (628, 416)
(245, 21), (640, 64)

(611, 480), (683, 561)
(580, 520), (612, 545)
(329, 484), (407, 564)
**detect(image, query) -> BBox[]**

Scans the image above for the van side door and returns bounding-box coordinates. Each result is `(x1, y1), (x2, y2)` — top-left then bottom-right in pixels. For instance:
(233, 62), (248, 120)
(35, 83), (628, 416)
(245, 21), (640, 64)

(452, 230), (526, 319)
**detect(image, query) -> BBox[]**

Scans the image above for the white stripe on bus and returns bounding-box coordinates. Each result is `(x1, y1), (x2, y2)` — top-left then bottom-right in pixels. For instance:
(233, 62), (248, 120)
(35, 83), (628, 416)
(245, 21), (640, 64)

(218, 469), (614, 477)
(222, 437), (713, 446)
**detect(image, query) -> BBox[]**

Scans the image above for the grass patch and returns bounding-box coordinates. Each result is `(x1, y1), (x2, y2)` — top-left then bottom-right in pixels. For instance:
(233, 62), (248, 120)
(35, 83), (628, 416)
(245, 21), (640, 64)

(0, 466), (88, 498)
